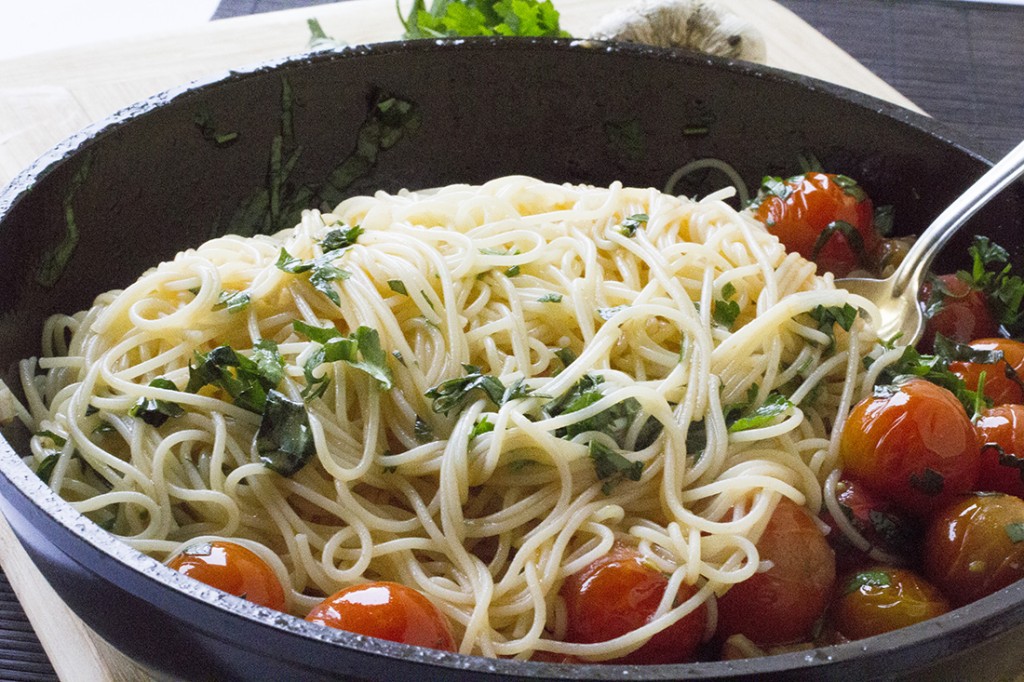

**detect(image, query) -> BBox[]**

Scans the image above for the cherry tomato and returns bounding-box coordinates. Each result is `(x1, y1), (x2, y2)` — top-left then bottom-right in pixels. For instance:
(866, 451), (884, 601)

(306, 581), (456, 651)
(716, 498), (836, 647)
(560, 542), (707, 664)
(823, 478), (919, 573)
(840, 378), (980, 517)
(949, 338), (1024, 406)
(752, 172), (879, 277)
(166, 540), (286, 611)
(975, 404), (1024, 498)
(919, 274), (997, 352)
(829, 566), (950, 639)
(924, 492), (1024, 606)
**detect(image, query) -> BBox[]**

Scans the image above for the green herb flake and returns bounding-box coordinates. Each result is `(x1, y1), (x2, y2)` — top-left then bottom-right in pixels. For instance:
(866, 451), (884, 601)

(129, 378), (185, 427)
(213, 290), (252, 313)
(597, 305), (629, 321)
(186, 345), (281, 413)
(620, 213), (648, 237)
(588, 439), (643, 494)
(727, 393), (793, 433)
(35, 430), (67, 448)
(388, 280), (409, 296)
(844, 569), (892, 595)
(538, 293), (563, 303)
(1005, 522), (1024, 544)
(425, 365), (530, 416)
(469, 417), (495, 442)
(908, 467), (945, 496)
(257, 390), (315, 476)
(293, 321), (393, 396)
(35, 453), (61, 484)
(320, 225), (363, 252)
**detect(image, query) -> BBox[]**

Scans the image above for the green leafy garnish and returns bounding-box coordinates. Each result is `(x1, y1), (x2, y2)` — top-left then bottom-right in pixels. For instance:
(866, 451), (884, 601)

(908, 467), (945, 496)
(620, 213), (648, 237)
(186, 343), (284, 413)
(1005, 522), (1024, 544)
(727, 393), (793, 432)
(256, 390), (315, 476)
(35, 430), (67, 447)
(844, 569), (892, 595)
(957, 236), (1024, 335)
(129, 378), (185, 427)
(544, 374), (661, 449)
(213, 290), (251, 313)
(399, 0), (570, 38)
(713, 282), (741, 329)
(388, 280), (409, 296)
(538, 293), (563, 303)
(425, 365), (530, 415)
(469, 417), (495, 442)
(35, 454), (61, 485)
(808, 303), (859, 351)
(870, 334), (990, 416)
(293, 321), (394, 397)
(276, 247), (353, 305)
(321, 225), (364, 251)
(597, 305), (629, 320)
(589, 439), (643, 494)
(193, 109), (239, 147)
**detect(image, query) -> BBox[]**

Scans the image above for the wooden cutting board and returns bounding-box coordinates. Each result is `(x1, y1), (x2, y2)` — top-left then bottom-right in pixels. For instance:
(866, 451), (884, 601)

(0, 1), (921, 680)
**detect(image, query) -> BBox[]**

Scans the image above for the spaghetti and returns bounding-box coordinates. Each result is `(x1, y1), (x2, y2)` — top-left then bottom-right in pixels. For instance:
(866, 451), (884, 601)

(13, 176), (881, 660)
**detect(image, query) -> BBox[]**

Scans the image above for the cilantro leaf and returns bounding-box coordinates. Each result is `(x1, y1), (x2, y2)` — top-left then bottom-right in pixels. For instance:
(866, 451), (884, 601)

(257, 390), (315, 476)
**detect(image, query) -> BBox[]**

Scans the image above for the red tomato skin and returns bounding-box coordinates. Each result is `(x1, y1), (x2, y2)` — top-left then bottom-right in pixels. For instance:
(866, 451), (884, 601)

(829, 566), (950, 640)
(306, 582), (456, 652)
(924, 493), (1024, 606)
(919, 275), (998, 353)
(949, 338), (1024, 406)
(166, 540), (286, 611)
(560, 543), (707, 664)
(840, 378), (981, 517)
(753, 172), (878, 277)
(716, 498), (836, 647)
(975, 404), (1024, 498)
(822, 478), (918, 573)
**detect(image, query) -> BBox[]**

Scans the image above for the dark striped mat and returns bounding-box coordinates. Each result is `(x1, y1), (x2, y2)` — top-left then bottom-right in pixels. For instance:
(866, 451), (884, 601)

(0, 573), (57, 681)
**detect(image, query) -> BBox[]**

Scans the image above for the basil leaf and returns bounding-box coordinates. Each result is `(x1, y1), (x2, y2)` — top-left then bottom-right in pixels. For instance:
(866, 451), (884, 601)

(320, 225), (363, 252)
(728, 393), (793, 432)
(129, 377), (185, 427)
(425, 365), (529, 415)
(589, 439), (643, 494)
(186, 345), (281, 413)
(213, 290), (251, 313)
(257, 390), (315, 476)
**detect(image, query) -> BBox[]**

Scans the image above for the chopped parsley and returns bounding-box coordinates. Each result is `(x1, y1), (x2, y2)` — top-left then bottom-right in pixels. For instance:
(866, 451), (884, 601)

(713, 282), (741, 329)
(388, 280), (409, 296)
(275, 244), (354, 306)
(538, 293), (563, 303)
(808, 303), (859, 351)
(213, 289), (252, 313)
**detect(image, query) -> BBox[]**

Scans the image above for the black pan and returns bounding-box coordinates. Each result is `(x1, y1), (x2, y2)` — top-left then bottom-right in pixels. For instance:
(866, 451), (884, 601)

(1, 38), (1023, 682)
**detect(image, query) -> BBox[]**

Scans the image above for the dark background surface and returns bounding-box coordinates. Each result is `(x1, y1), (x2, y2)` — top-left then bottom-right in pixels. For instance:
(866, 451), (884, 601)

(3, 1), (1022, 679)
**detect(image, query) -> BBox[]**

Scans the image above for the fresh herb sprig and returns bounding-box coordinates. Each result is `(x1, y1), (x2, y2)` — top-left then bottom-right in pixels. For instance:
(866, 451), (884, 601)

(293, 321), (394, 398)
(399, 0), (570, 39)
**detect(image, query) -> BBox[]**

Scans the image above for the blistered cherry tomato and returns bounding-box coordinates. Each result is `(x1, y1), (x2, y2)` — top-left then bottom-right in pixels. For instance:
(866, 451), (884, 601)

(166, 540), (286, 611)
(919, 274), (998, 352)
(975, 404), (1024, 498)
(829, 566), (950, 639)
(716, 498), (836, 646)
(753, 172), (879, 277)
(560, 542), (706, 664)
(823, 478), (918, 573)
(306, 581), (456, 651)
(949, 338), (1024, 406)
(924, 492), (1024, 606)
(840, 378), (980, 517)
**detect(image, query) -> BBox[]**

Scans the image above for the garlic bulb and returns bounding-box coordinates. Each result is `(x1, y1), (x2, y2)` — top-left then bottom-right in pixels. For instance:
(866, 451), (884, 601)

(590, 0), (767, 63)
